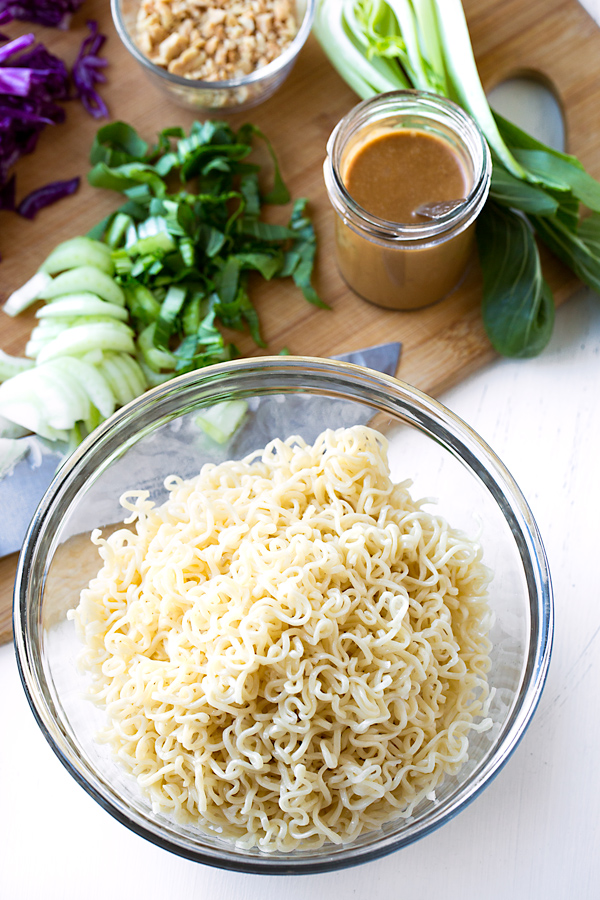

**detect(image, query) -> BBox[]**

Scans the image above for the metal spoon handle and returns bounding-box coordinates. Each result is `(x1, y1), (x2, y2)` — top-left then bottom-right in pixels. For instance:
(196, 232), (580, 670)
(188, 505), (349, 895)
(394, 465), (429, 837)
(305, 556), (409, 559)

(415, 199), (465, 219)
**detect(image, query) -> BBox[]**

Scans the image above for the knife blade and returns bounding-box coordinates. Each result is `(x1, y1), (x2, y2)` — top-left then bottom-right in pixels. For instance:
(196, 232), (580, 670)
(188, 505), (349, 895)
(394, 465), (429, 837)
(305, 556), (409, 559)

(333, 341), (401, 376)
(0, 342), (401, 557)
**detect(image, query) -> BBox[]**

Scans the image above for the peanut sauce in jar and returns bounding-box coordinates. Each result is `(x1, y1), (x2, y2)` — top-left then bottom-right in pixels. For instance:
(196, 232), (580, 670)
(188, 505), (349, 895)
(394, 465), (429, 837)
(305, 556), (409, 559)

(323, 91), (491, 311)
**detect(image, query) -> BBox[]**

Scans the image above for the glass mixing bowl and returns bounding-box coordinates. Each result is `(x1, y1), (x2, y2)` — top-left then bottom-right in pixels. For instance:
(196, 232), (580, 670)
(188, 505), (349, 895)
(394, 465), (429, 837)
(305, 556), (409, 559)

(111, 0), (315, 113)
(14, 357), (552, 874)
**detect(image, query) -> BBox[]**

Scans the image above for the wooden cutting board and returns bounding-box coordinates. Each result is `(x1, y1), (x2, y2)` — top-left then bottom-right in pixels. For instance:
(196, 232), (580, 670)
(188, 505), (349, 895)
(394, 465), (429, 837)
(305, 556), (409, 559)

(1, 0), (598, 643)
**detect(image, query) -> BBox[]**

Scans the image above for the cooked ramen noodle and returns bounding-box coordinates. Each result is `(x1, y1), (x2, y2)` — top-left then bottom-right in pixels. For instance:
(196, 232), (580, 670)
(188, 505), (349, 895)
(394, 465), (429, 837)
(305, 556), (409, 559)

(70, 425), (493, 851)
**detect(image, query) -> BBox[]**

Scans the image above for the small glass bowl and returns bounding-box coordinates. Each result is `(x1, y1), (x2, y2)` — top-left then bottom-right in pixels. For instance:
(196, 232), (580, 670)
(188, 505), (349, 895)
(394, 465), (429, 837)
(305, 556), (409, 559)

(14, 357), (552, 874)
(111, 0), (315, 113)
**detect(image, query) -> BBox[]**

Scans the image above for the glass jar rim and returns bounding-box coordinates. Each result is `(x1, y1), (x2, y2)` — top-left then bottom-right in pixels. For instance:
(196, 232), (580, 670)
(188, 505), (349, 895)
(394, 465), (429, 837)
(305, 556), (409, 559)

(324, 89), (492, 243)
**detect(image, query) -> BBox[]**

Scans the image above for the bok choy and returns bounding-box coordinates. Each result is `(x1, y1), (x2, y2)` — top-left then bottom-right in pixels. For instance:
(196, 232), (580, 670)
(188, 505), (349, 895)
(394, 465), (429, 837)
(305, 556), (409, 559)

(315, 0), (600, 357)
(0, 120), (323, 449)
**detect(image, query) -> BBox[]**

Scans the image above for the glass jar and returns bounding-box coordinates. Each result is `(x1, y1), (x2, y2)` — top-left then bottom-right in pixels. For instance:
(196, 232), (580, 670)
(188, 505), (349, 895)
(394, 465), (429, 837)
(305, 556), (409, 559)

(323, 91), (492, 310)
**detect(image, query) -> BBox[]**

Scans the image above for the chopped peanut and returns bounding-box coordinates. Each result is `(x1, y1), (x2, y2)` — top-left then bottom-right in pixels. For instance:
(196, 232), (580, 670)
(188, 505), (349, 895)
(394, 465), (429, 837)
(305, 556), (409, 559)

(136, 0), (298, 83)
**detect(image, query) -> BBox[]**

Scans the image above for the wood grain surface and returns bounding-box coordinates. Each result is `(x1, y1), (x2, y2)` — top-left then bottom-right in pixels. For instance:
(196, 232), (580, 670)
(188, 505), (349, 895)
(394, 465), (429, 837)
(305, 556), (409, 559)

(1, 0), (598, 643)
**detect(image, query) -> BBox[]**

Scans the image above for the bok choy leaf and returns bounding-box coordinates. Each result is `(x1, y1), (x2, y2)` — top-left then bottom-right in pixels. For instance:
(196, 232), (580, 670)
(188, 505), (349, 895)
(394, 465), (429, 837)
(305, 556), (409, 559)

(477, 203), (554, 357)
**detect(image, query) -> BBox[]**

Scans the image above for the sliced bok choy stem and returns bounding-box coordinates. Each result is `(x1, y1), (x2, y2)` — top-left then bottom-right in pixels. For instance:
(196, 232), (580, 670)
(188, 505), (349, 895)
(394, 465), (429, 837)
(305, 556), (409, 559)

(39, 266), (126, 306)
(0, 349), (35, 382)
(49, 357), (116, 419)
(0, 415), (31, 440)
(0, 366), (75, 440)
(0, 438), (30, 478)
(136, 355), (173, 387)
(195, 400), (248, 444)
(39, 237), (114, 276)
(2, 272), (53, 317)
(35, 321), (136, 363)
(0, 357), (122, 443)
(26, 320), (73, 359)
(39, 364), (93, 428)
(36, 295), (130, 321)
(94, 355), (137, 407)
(95, 352), (147, 406)
(137, 323), (177, 372)
(0, 237), (154, 447)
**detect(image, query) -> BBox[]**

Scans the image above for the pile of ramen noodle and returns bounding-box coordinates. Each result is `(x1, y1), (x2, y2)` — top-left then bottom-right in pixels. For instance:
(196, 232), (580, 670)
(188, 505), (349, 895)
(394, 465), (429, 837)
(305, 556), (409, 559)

(70, 425), (493, 852)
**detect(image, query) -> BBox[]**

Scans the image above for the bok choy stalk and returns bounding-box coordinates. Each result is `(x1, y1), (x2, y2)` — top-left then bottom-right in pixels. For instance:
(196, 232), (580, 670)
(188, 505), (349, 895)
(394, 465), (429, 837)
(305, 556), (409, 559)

(315, 0), (600, 357)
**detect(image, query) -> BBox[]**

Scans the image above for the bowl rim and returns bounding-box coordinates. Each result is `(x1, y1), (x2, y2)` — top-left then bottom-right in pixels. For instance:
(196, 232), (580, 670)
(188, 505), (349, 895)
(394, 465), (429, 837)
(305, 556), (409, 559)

(110, 0), (316, 91)
(13, 356), (553, 874)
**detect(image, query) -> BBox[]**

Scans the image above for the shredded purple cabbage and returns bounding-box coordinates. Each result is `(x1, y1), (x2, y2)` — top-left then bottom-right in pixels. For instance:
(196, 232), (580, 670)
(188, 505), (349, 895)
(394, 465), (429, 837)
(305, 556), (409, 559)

(0, 14), (108, 235)
(0, 65), (34, 95)
(0, 32), (69, 189)
(0, 1), (86, 30)
(0, 30), (33, 64)
(16, 174), (79, 218)
(72, 20), (108, 118)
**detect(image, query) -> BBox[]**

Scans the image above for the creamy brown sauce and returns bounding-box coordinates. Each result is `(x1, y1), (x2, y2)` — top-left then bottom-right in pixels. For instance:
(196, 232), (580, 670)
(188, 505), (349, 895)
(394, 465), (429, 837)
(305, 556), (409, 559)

(343, 129), (469, 223)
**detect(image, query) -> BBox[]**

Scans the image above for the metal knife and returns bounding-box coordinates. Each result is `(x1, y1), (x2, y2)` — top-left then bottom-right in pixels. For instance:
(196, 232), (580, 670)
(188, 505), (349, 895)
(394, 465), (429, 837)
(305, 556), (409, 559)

(0, 341), (401, 557)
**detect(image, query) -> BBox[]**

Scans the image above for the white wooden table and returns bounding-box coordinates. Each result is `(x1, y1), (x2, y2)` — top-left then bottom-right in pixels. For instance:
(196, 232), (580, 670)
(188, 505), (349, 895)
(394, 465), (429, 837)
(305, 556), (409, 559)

(5, 288), (600, 899)
(2, 2), (600, 896)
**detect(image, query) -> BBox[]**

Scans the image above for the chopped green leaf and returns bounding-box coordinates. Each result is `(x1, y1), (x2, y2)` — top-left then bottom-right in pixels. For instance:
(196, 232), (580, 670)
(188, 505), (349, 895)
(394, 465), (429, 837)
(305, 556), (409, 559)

(240, 221), (297, 241)
(86, 119), (323, 376)
(88, 162), (167, 198)
(89, 121), (149, 167)
(288, 199), (328, 308)
(239, 124), (291, 204)
(236, 251), (282, 280)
